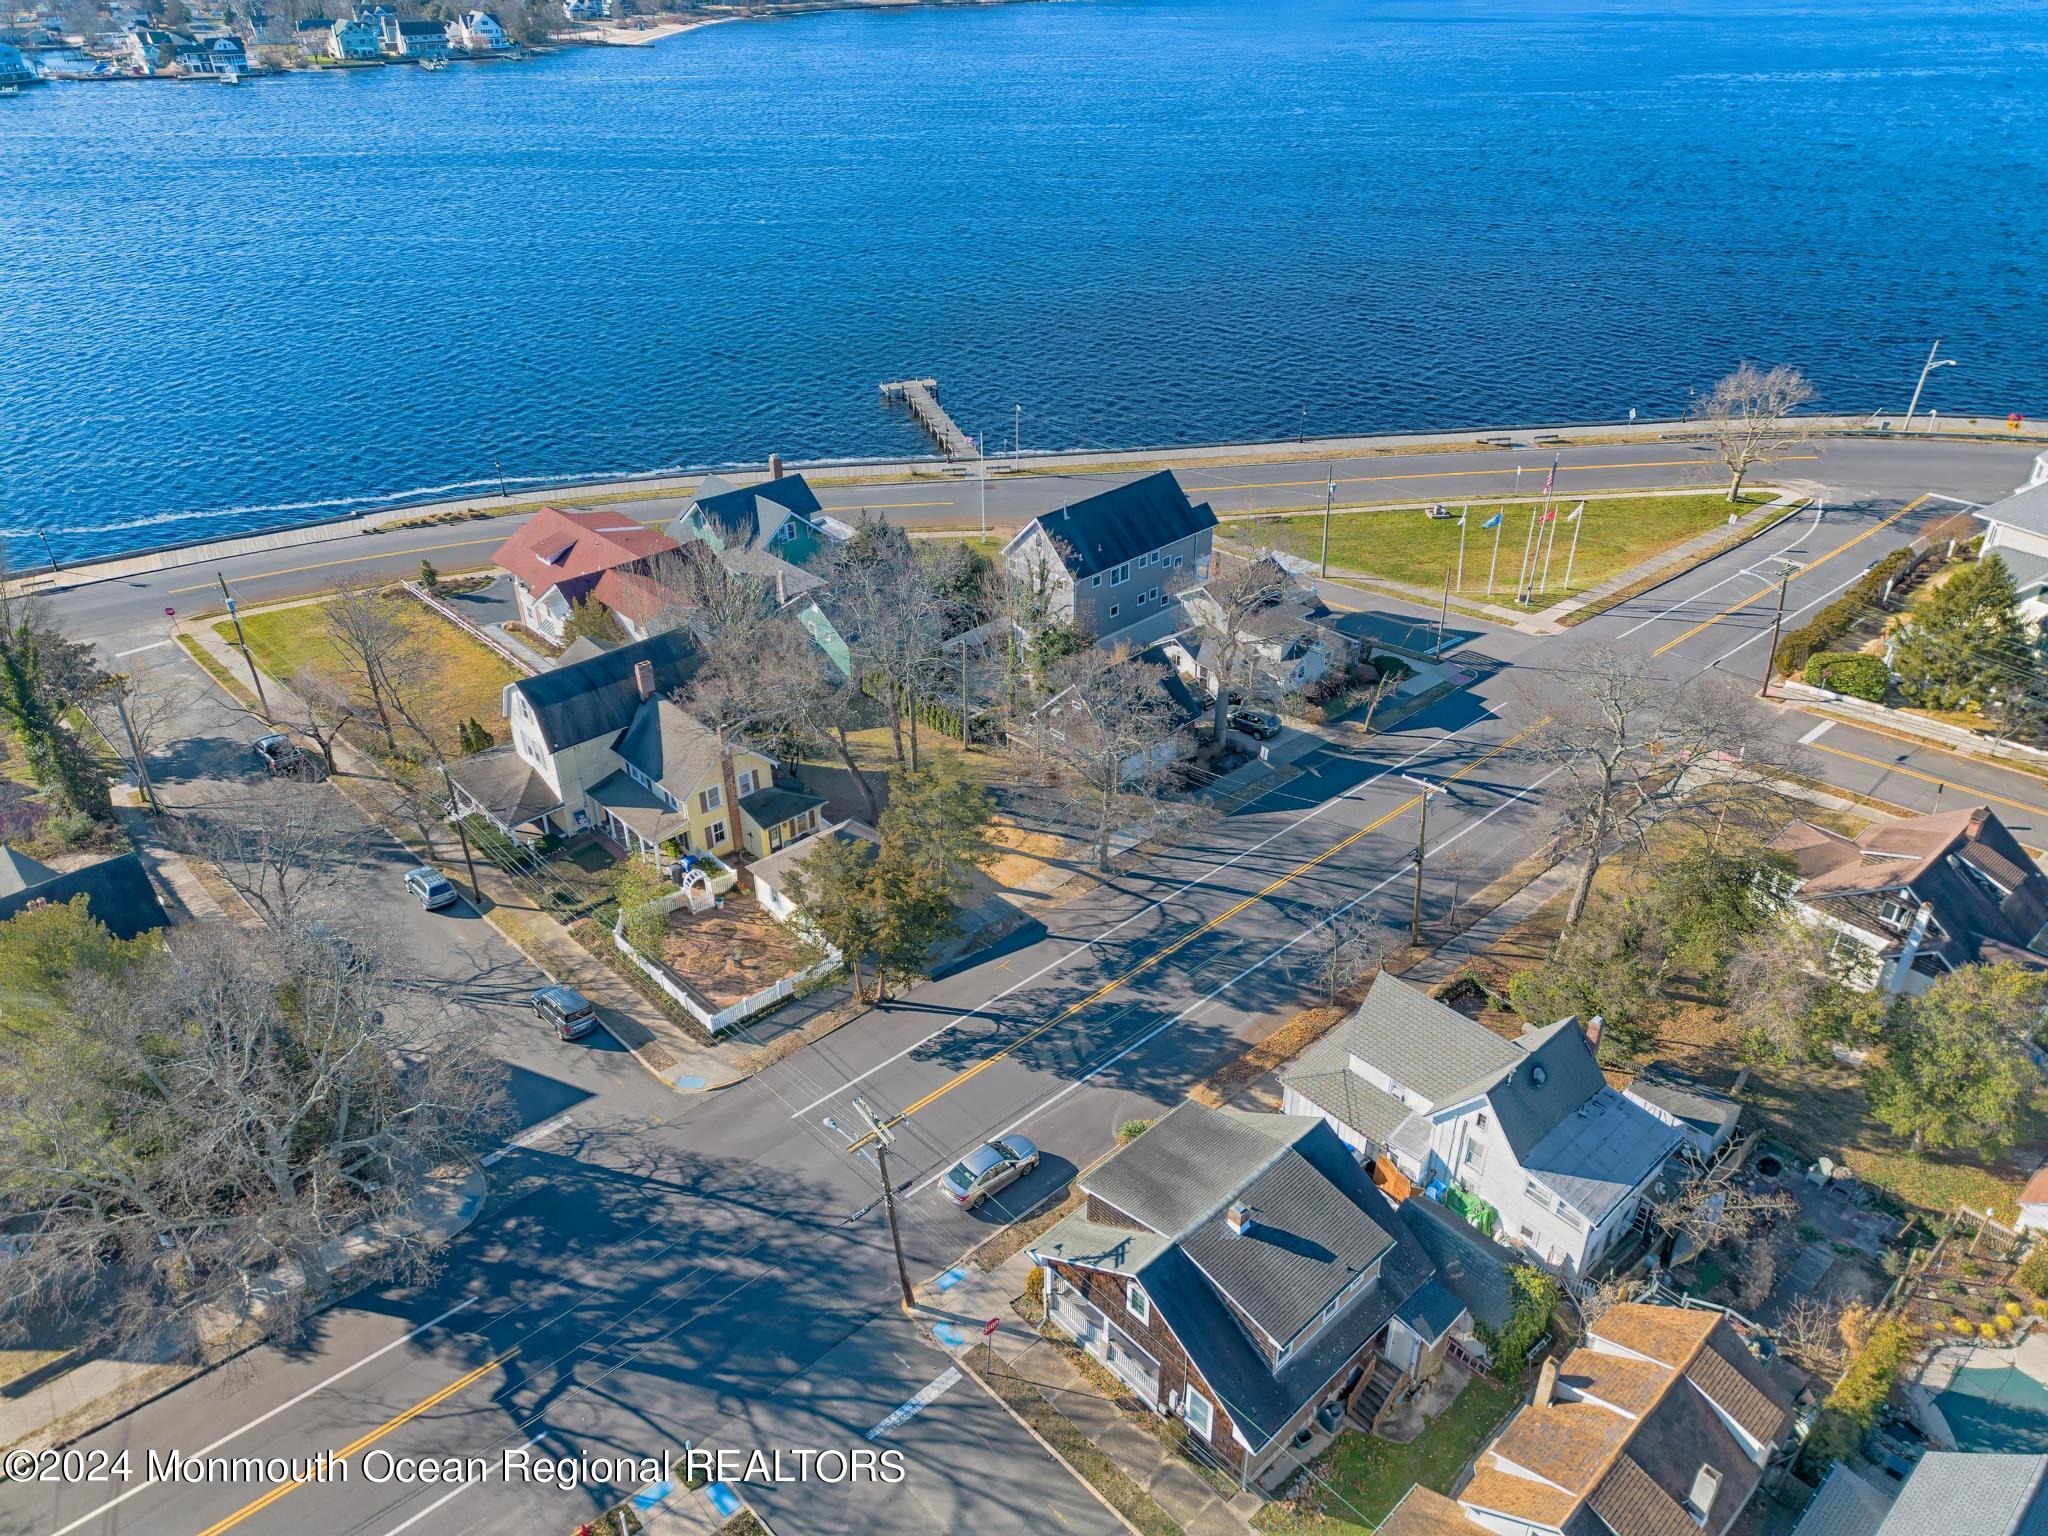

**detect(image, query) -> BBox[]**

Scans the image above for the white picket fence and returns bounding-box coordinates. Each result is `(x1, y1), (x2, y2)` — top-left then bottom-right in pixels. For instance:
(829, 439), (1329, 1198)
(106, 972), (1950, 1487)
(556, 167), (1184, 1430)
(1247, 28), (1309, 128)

(611, 884), (835, 1035)
(402, 581), (537, 677)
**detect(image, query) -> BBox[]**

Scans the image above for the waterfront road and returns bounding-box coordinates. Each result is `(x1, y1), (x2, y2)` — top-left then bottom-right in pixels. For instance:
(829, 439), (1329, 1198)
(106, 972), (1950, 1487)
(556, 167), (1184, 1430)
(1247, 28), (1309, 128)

(6, 436), (2045, 1536)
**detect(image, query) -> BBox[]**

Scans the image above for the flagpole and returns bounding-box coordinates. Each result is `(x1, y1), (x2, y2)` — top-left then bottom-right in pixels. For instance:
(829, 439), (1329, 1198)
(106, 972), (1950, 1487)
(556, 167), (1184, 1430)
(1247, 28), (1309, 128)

(1487, 511), (1504, 597)
(1539, 508), (1560, 596)
(1533, 453), (1561, 596)
(1561, 503), (1587, 593)
(1455, 506), (1468, 593)
(1516, 500), (1540, 602)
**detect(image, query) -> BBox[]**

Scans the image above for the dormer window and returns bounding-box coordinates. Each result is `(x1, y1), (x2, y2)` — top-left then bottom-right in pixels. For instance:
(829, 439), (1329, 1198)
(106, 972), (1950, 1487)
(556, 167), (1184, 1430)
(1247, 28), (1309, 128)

(1127, 1281), (1150, 1324)
(1879, 897), (1915, 931)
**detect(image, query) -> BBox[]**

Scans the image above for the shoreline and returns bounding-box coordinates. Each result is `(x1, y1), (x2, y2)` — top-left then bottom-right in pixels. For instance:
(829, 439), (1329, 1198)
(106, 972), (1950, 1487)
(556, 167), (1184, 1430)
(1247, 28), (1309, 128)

(14, 411), (2046, 597)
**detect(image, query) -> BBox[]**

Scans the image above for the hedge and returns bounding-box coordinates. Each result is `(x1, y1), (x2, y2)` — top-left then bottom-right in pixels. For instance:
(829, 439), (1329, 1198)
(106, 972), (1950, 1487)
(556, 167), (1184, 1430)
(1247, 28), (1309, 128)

(1773, 546), (1922, 678)
(1799, 1318), (1913, 1474)
(1803, 651), (1890, 702)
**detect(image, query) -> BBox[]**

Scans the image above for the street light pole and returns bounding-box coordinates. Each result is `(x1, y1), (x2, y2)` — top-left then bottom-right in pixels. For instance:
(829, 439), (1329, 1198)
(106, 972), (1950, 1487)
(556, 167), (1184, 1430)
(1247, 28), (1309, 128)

(978, 435), (988, 542)
(1014, 404), (1021, 462)
(493, 457), (509, 501)
(1435, 563), (1451, 660)
(853, 1097), (916, 1312)
(441, 766), (482, 907)
(34, 530), (59, 578)
(217, 572), (269, 717)
(1319, 467), (1335, 578)
(1902, 340), (1957, 433)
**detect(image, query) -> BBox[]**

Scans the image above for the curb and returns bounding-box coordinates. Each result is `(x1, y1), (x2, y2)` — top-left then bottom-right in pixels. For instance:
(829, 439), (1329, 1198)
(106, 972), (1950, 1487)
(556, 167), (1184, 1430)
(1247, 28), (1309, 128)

(951, 1348), (1151, 1536)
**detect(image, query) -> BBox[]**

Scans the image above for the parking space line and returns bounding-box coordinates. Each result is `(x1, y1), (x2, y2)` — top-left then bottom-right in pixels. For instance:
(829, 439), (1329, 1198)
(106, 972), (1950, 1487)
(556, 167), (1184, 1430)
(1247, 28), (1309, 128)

(865, 1366), (962, 1440)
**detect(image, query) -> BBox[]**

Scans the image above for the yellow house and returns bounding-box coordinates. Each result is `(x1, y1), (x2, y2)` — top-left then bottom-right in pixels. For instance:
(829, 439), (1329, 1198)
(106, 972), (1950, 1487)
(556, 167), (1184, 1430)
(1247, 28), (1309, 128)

(445, 631), (825, 866)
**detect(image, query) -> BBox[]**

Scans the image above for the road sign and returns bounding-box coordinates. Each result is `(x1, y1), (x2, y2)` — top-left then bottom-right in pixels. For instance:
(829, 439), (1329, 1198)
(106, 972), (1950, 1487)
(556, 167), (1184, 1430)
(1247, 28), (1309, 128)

(164, 607), (175, 618)
(983, 1317), (1000, 1339)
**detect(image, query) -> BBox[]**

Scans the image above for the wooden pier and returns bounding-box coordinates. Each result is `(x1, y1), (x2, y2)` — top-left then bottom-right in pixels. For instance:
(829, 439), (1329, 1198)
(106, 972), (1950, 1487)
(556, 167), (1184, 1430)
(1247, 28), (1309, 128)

(880, 377), (975, 460)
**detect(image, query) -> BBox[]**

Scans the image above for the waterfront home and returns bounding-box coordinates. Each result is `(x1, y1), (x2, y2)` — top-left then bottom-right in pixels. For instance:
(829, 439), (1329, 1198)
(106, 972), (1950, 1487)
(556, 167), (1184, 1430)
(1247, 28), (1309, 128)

(1280, 973), (1681, 1279)
(0, 39), (36, 84)
(665, 471), (852, 672)
(318, 16), (379, 57)
(1002, 471), (1218, 645)
(125, 24), (186, 72)
(563, 0), (614, 18)
(444, 632), (824, 867)
(380, 14), (447, 57)
(1972, 464), (2048, 627)
(176, 33), (248, 74)
(1028, 1102), (1454, 1490)
(1174, 555), (1361, 699)
(492, 505), (682, 645)
(1377, 1303), (1793, 1536)
(448, 9), (508, 49)
(1767, 804), (2048, 995)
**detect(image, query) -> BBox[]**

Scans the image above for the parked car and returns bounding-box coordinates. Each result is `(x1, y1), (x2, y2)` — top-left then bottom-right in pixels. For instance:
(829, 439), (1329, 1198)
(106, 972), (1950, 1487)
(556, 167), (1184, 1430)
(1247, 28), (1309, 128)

(403, 865), (459, 910)
(1227, 706), (1282, 740)
(941, 1135), (1039, 1210)
(252, 732), (323, 779)
(532, 985), (599, 1041)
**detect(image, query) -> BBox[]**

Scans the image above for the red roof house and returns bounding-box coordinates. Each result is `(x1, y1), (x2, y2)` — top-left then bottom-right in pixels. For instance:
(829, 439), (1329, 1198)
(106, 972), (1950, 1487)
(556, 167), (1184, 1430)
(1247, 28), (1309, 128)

(491, 507), (680, 644)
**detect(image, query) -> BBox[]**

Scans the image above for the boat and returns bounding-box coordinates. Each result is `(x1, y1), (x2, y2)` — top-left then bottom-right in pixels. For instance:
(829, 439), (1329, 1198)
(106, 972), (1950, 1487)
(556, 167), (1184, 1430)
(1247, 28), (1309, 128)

(418, 55), (447, 70)
(219, 68), (240, 84)
(0, 85), (17, 97)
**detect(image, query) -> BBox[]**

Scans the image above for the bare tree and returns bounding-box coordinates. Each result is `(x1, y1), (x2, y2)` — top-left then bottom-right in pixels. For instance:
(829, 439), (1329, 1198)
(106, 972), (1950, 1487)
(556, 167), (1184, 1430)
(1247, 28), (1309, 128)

(1776, 1296), (1853, 1380)
(1524, 647), (1800, 926)
(1302, 888), (1391, 1006)
(780, 645), (884, 821)
(1688, 362), (1817, 501)
(1184, 554), (1294, 740)
(94, 656), (197, 814)
(323, 579), (435, 759)
(824, 518), (952, 771)
(0, 921), (508, 1352)
(1650, 1151), (1797, 1267)
(1356, 667), (1403, 735)
(172, 782), (365, 930)
(269, 663), (361, 773)
(1044, 647), (1188, 871)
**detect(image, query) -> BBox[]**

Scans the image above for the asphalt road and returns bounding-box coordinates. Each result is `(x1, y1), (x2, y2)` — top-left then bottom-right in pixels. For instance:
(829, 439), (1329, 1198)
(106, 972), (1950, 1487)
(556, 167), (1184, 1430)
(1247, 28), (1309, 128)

(7, 434), (2048, 1536)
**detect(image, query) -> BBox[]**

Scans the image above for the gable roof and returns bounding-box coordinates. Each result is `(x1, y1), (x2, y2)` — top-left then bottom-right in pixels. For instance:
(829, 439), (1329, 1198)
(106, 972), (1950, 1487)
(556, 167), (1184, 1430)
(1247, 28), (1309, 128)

(1879, 1453), (2048, 1536)
(1624, 1063), (1742, 1149)
(748, 818), (879, 897)
(0, 843), (58, 898)
(1469, 1306), (1793, 1536)
(1039, 1104), (1435, 1456)
(1978, 479), (2048, 542)
(1792, 1463), (1891, 1536)
(1290, 972), (1524, 1110)
(492, 506), (679, 598)
(677, 474), (826, 556)
(509, 629), (698, 752)
(0, 851), (169, 940)
(613, 697), (721, 797)
(1009, 471), (1218, 580)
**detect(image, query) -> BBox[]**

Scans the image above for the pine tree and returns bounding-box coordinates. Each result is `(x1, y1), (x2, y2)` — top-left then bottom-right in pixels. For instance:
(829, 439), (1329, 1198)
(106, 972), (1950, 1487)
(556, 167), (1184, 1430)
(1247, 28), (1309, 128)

(1893, 554), (2035, 713)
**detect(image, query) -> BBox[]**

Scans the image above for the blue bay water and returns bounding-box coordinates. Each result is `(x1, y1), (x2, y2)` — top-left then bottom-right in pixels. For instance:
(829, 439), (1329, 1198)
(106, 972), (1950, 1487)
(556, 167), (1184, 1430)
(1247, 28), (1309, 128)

(3, 0), (2046, 561)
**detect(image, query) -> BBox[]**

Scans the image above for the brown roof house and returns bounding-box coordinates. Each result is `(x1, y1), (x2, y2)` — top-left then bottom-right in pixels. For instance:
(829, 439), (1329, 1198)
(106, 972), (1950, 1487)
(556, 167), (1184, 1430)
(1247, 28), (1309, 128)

(1028, 1102), (1465, 1491)
(1768, 805), (2048, 995)
(1378, 1302), (1794, 1536)
(491, 506), (682, 645)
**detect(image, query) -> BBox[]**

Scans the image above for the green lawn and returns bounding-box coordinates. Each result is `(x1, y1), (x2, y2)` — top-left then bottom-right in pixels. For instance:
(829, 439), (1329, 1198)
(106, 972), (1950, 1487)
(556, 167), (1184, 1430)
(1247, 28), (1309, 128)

(1253, 1372), (1523, 1535)
(215, 597), (523, 760)
(1242, 492), (1769, 606)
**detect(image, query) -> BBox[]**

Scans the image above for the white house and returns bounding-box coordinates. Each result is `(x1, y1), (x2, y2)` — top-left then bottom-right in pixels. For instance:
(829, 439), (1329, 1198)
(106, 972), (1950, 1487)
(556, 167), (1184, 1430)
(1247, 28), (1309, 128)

(1176, 558), (1361, 699)
(448, 9), (508, 49)
(748, 819), (878, 925)
(323, 16), (379, 56)
(1028, 644), (1204, 783)
(382, 15), (448, 57)
(1281, 973), (1681, 1279)
(176, 33), (248, 74)
(1973, 457), (2048, 627)
(0, 40), (38, 84)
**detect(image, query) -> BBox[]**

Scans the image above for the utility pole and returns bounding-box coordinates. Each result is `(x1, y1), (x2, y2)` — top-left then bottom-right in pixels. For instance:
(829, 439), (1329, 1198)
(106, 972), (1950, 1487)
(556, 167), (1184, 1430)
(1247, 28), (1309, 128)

(1435, 563), (1451, 660)
(1401, 774), (1437, 946)
(1318, 467), (1335, 578)
(1759, 561), (1796, 699)
(217, 572), (269, 717)
(113, 692), (159, 814)
(978, 436), (988, 542)
(853, 1097), (915, 1312)
(1454, 505), (1469, 594)
(441, 766), (482, 906)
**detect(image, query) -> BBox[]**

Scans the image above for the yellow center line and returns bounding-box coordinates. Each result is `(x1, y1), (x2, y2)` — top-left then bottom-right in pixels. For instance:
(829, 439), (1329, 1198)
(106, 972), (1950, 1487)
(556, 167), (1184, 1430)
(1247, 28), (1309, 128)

(1648, 495), (1930, 659)
(192, 1350), (515, 1536)
(1191, 456), (1820, 494)
(853, 723), (1545, 1148)
(1805, 740), (2048, 823)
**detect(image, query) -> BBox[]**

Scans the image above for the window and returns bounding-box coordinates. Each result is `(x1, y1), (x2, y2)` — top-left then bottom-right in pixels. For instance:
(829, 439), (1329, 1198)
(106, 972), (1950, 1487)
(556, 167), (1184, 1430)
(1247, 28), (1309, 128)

(1091, 574), (1101, 588)
(1463, 1137), (1485, 1175)
(1879, 897), (1914, 930)
(1146, 588), (1158, 603)
(699, 785), (722, 814)
(1555, 1202), (1583, 1231)
(1136, 590), (1147, 605)
(1111, 563), (1130, 585)
(1181, 1388), (1214, 1441)
(1474, 1112), (1489, 1130)
(707, 820), (727, 848)
(737, 769), (758, 797)
(1127, 1282), (1150, 1324)
(1109, 604), (1120, 620)
(1525, 1180), (1549, 1205)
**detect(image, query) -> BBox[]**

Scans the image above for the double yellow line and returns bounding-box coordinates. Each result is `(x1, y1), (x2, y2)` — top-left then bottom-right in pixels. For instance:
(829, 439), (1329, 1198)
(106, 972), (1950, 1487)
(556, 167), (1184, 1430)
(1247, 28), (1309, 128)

(1649, 494), (1930, 659)
(854, 722), (1545, 1148)
(194, 1349), (515, 1536)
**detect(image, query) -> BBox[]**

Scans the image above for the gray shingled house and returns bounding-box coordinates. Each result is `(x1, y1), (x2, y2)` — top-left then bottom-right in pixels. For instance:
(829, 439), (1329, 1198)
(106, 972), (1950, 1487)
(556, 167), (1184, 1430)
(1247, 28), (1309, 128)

(1002, 471), (1218, 643)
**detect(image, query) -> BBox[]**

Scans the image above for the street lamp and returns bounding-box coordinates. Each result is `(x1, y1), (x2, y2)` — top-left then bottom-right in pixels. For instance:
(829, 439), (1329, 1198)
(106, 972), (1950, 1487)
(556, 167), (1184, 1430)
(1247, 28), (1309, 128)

(1902, 341), (1958, 434)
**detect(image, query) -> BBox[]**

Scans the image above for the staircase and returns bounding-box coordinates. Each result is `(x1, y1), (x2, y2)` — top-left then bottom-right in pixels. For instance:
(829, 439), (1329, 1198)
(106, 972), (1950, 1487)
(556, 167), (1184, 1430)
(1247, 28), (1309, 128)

(1348, 1356), (1406, 1430)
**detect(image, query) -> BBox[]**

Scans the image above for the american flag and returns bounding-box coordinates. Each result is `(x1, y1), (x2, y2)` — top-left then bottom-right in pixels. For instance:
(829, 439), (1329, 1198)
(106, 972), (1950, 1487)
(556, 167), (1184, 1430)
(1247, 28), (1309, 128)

(1542, 453), (1559, 493)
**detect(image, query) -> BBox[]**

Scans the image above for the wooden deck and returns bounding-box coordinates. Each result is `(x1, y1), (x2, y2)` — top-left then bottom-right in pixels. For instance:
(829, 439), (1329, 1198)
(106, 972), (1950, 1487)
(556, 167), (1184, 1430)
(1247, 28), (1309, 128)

(881, 376), (976, 459)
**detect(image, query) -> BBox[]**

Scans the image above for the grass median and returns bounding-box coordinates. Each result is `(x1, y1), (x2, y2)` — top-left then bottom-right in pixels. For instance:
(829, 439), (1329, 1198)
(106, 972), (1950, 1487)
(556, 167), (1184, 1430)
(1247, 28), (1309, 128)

(1238, 491), (1769, 606)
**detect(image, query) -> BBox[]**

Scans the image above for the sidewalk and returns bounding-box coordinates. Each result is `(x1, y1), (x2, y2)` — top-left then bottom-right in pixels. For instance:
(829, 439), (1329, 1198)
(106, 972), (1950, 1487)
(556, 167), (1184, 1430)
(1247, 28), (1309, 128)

(178, 617), (752, 1093)
(0, 1165), (486, 1455)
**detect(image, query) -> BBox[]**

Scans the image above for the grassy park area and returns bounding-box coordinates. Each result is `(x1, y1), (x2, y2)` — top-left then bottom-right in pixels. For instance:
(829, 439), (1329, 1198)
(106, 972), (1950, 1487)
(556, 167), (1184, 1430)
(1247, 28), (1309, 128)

(1242, 491), (1771, 605)
(214, 597), (523, 760)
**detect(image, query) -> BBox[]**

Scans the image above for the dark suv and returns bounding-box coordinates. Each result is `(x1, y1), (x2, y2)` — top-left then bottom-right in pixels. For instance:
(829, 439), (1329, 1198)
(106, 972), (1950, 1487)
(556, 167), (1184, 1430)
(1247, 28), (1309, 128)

(532, 985), (599, 1041)
(1227, 706), (1282, 740)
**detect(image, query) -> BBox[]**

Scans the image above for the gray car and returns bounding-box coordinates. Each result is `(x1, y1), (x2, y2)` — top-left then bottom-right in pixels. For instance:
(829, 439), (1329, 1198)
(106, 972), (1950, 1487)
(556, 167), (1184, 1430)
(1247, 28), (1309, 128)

(941, 1135), (1040, 1210)
(532, 985), (599, 1041)
(403, 865), (458, 910)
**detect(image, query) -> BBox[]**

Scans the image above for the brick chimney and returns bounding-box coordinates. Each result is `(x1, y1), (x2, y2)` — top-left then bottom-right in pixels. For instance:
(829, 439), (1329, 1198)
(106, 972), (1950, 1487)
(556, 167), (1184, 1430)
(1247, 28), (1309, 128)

(1225, 1202), (1254, 1237)
(768, 452), (784, 480)
(1585, 1015), (1605, 1052)
(1535, 1356), (1559, 1409)
(634, 659), (655, 702)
